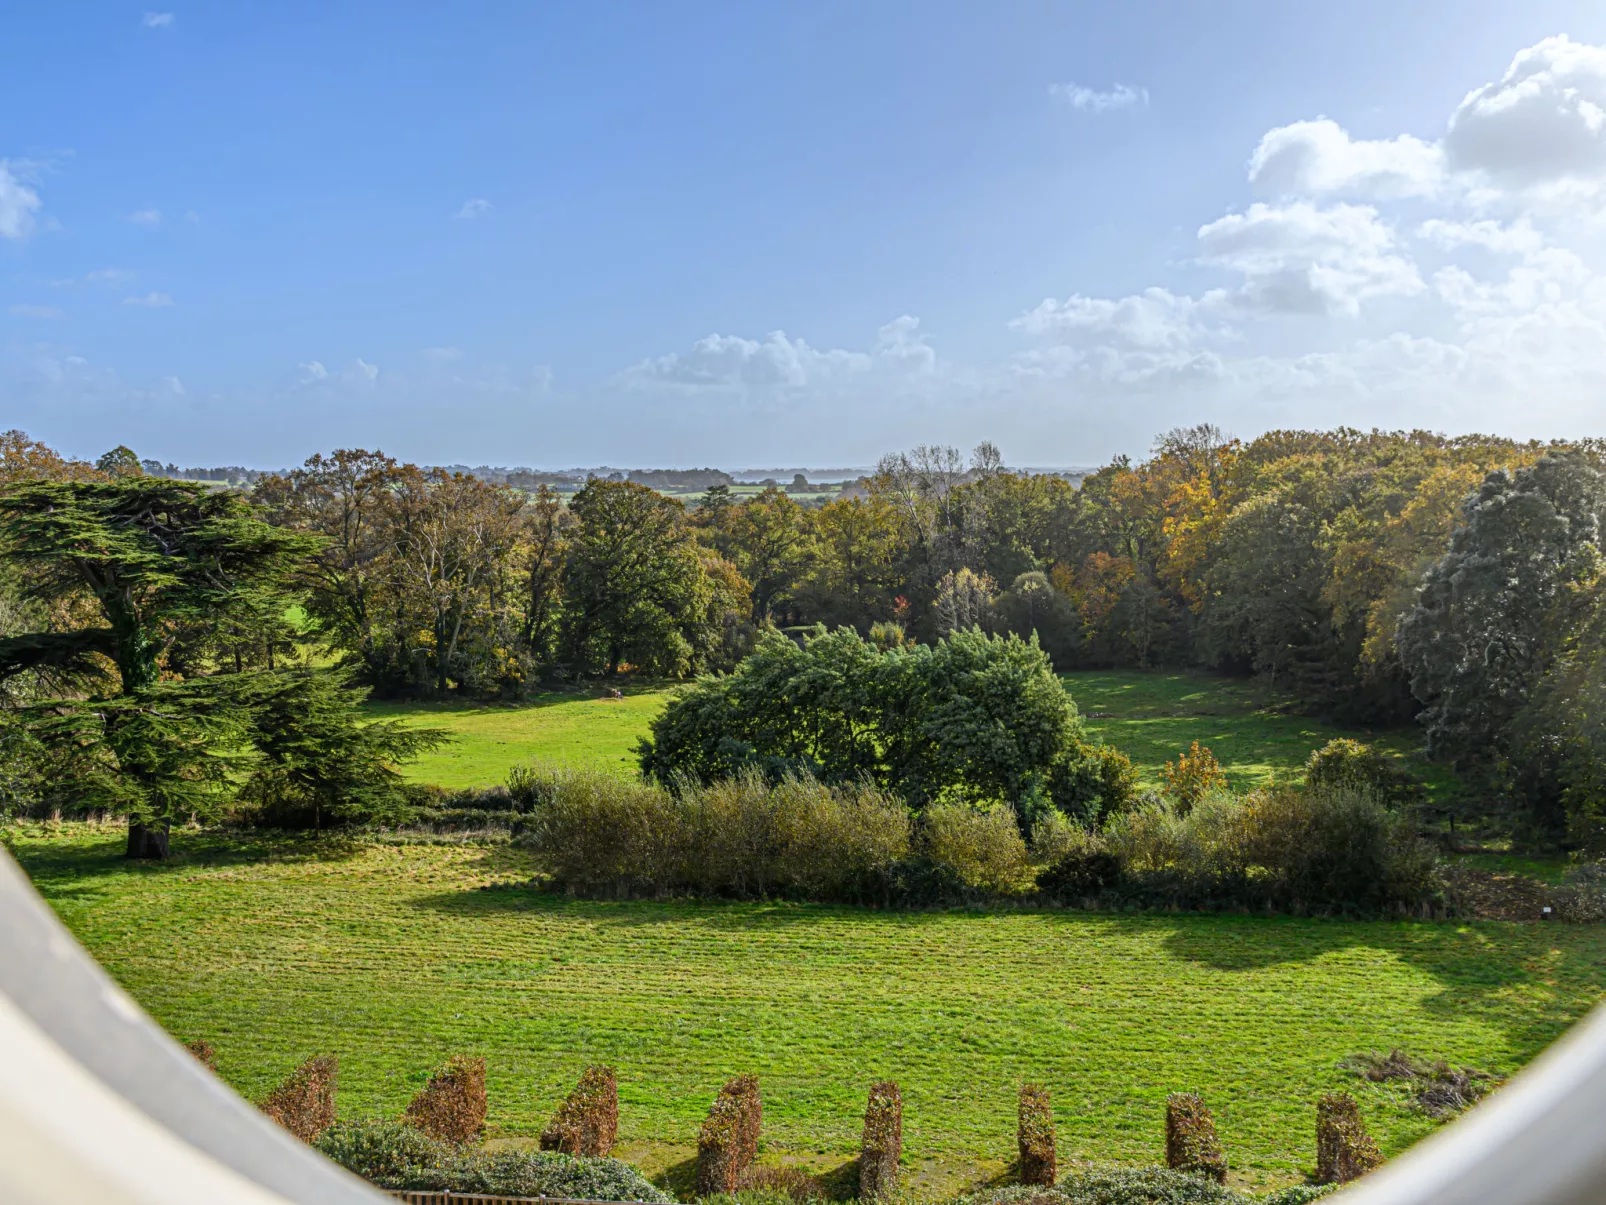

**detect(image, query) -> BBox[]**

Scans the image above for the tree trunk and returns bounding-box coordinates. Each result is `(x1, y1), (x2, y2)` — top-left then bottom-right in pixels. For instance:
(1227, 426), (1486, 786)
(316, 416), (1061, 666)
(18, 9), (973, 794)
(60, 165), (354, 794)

(126, 820), (171, 860)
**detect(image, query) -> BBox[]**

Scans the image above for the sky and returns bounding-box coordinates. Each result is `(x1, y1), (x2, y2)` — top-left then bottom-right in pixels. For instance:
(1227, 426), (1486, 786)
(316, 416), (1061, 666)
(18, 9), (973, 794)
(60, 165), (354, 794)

(5, 2), (1606, 469)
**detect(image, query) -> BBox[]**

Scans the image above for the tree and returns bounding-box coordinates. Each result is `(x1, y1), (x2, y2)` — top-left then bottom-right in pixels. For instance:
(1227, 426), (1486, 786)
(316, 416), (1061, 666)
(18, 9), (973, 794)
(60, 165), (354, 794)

(95, 446), (145, 478)
(0, 479), (317, 856)
(718, 487), (813, 623)
(561, 479), (744, 676)
(1398, 452), (1606, 779)
(932, 567), (995, 636)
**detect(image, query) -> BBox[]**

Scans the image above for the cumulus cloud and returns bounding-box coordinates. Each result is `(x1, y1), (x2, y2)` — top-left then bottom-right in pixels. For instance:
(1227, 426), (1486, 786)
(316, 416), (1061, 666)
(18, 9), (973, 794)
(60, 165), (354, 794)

(1249, 118), (1444, 198)
(621, 330), (870, 393)
(123, 292), (174, 308)
(8, 304), (63, 320)
(455, 198), (491, 220)
(1048, 82), (1148, 112)
(1444, 35), (1606, 186)
(1196, 202), (1423, 315)
(298, 360), (329, 383)
(142, 12), (174, 27)
(352, 358), (379, 382)
(0, 162), (42, 240)
(127, 208), (162, 227)
(1012, 287), (1225, 349)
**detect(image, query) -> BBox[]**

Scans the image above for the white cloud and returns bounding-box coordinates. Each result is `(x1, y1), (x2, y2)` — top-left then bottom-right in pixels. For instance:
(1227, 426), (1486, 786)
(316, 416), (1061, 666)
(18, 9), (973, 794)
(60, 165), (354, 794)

(1048, 82), (1148, 113)
(0, 162), (42, 240)
(423, 345), (462, 362)
(1011, 287), (1225, 349)
(621, 330), (871, 393)
(298, 360), (329, 383)
(1444, 35), (1606, 186)
(1196, 201), (1423, 315)
(454, 198), (491, 220)
(352, 358), (379, 382)
(1249, 118), (1444, 198)
(160, 375), (185, 396)
(123, 292), (174, 308)
(8, 304), (63, 319)
(86, 267), (136, 286)
(142, 12), (174, 27)
(127, 208), (162, 227)
(875, 315), (938, 373)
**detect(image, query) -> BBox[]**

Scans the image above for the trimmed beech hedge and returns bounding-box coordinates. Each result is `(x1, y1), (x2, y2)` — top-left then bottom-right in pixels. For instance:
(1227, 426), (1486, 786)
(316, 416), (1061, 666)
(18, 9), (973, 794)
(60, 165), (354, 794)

(696, 1074), (763, 1195)
(1314, 1093), (1381, 1185)
(260, 1054), (338, 1143)
(860, 1080), (903, 1201)
(1165, 1093), (1226, 1185)
(541, 1064), (620, 1157)
(1017, 1082), (1056, 1186)
(404, 1054), (487, 1145)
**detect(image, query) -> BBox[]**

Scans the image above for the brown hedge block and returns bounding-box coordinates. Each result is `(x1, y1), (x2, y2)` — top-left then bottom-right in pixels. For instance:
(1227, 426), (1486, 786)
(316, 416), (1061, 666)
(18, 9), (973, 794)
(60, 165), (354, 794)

(1165, 1092), (1226, 1184)
(185, 1039), (216, 1068)
(1316, 1093), (1383, 1184)
(540, 1065), (620, 1157)
(405, 1055), (488, 1145)
(696, 1074), (763, 1196)
(1017, 1083), (1056, 1186)
(859, 1080), (903, 1201)
(260, 1055), (338, 1143)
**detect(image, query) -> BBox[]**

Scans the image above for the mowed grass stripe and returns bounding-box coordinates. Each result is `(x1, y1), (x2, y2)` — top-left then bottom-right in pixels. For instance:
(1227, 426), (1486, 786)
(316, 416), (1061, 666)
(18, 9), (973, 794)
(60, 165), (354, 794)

(14, 830), (1605, 1186)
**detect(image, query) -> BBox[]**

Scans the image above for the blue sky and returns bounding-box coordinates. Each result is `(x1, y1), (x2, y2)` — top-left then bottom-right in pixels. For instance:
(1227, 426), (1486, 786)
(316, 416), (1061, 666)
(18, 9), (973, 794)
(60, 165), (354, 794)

(5, 2), (1606, 468)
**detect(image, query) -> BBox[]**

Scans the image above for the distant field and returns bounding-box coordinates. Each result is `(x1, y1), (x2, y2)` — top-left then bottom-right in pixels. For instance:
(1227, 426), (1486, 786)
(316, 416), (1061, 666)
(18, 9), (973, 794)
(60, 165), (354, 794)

(379, 670), (1451, 799)
(15, 829), (1604, 1191)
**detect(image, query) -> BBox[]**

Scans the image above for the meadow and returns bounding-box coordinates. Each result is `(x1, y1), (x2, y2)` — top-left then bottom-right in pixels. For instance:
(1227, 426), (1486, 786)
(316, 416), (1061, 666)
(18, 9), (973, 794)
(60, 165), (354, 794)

(13, 827), (1604, 1193)
(379, 670), (1455, 800)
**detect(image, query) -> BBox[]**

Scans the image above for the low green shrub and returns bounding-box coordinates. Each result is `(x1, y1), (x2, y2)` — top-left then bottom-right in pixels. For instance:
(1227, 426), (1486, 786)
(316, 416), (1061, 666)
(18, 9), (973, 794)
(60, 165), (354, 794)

(924, 803), (1034, 896)
(859, 1080), (903, 1201)
(518, 766), (683, 897)
(313, 1119), (449, 1182)
(386, 1150), (672, 1202)
(1032, 812), (1121, 902)
(1165, 1093), (1226, 1184)
(1553, 860), (1606, 922)
(737, 1164), (828, 1203)
(1303, 739), (1421, 807)
(697, 1075), (763, 1195)
(955, 1170), (1336, 1205)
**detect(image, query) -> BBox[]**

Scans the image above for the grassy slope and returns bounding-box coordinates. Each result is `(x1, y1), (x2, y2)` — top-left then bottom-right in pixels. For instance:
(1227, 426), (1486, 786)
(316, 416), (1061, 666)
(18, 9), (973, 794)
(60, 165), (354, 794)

(380, 670), (1453, 800)
(13, 829), (1605, 1192)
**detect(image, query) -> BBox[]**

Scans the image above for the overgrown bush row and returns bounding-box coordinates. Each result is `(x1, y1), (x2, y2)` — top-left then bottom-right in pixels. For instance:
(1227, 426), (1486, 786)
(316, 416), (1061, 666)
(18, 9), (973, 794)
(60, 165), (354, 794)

(1017, 1083), (1056, 1186)
(696, 1075), (764, 1196)
(859, 1081), (903, 1201)
(957, 1172), (1337, 1205)
(511, 756), (1445, 916)
(541, 1064), (620, 1157)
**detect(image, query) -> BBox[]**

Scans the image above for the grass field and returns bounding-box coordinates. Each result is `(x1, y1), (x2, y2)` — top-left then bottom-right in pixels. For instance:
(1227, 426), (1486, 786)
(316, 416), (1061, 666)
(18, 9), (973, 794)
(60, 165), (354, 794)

(380, 670), (1455, 800)
(12, 827), (1605, 1193)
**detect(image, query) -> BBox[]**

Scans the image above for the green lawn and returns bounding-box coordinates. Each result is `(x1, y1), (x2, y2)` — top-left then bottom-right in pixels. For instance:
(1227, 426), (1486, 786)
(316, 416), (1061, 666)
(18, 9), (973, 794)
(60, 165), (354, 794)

(12, 828), (1605, 1193)
(379, 670), (1453, 801)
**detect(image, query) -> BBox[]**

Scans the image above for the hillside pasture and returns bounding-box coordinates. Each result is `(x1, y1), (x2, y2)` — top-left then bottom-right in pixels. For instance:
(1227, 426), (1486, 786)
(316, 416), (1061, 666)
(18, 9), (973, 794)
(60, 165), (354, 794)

(13, 829), (1605, 1192)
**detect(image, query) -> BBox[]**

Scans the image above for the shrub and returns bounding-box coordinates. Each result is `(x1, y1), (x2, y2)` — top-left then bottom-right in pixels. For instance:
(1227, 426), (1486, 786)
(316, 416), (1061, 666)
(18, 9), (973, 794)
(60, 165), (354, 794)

(314, 1119), (449, 1182)
(769, 777), (911, 904)
(1032, 812), (1121, 901)
(738, 1164), (827, 1203)
(1051, 741), (1141, 826)
(260, 1054), (338, 1143)
(1314, 1093), (1381, 1185)
(925, 803), (1034, 895)
(1303, 739), (1421, 807)
(955, 1168), (1330, 1205)
(1017, 1083), (1056, 1186)
(541, 1064), (619, 1157)
(185, 1039), (216, 1068)
(1553, 859), (1606, 922)
(860, 1080), (903, 1201)
(386, 1150), (672, 1202)
(1165, 1093), (1226, 1184)
(697, 1075), (763, 1195)
(1162, 743), (1225, 815)
(518, 766), (682, 897)
(404, 1055), (487, 1145)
